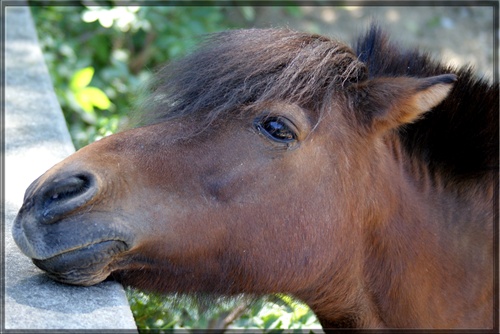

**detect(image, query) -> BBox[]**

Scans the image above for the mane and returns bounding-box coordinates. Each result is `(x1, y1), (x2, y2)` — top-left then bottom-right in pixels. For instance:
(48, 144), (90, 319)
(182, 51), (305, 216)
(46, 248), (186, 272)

(355, 25), (499, 183)
(137, 26), (498, 183)
(136, 28), (366, 129)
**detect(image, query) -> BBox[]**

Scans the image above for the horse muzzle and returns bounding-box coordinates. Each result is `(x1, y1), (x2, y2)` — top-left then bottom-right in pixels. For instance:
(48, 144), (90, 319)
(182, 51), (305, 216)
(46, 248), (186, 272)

(12, 168), (133, 286)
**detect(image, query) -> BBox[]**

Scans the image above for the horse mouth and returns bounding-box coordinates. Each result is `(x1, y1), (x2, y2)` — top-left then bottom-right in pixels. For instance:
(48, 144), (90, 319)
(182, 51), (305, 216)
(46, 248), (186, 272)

(32, 240), (128, 286)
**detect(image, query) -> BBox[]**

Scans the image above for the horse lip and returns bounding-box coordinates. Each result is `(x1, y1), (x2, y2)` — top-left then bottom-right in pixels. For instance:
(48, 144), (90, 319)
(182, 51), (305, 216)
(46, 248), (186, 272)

(32, 240), (129, 285)
(13, 208), (135, 261)
(36, 238), (130, 262)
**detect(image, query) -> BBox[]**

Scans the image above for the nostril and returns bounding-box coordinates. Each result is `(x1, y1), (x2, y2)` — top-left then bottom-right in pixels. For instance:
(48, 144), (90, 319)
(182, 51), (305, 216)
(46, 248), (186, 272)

(44, 174), (90, 206)
(38, 173), (97, 224)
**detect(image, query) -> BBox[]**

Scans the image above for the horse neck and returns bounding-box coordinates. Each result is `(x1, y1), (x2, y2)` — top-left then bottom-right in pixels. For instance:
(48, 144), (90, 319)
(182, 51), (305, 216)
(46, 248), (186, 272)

(362, 133), (494, 328)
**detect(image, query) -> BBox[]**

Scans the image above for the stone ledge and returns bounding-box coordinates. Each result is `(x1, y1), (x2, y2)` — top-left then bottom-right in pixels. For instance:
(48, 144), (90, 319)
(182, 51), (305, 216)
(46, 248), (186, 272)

(4, 5), (137, 331)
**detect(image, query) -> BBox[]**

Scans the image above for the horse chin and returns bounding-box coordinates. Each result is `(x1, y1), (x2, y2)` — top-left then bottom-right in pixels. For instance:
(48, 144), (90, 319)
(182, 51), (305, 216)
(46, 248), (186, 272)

(32, 240), (128, 286)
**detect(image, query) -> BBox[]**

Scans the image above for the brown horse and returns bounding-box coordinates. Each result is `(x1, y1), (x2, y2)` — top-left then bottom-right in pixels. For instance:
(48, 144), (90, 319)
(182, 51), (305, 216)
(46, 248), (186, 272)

(13, 26), (498, 329)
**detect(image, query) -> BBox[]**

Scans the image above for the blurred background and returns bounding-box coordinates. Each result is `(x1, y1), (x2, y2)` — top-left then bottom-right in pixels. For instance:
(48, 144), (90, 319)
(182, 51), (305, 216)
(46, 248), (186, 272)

(29, 2), (496, 332)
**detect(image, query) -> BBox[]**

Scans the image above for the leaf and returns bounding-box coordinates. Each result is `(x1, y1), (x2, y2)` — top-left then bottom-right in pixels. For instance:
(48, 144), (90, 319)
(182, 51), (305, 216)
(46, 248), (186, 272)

(70, 67), (94, 91)
(74, 90), (94, 113)
(82, 86), (111, 110)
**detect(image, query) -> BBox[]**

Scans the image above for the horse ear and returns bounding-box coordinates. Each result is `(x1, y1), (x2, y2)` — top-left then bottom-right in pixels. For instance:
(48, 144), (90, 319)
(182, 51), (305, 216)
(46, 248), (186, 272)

(354, 74), (457, 133)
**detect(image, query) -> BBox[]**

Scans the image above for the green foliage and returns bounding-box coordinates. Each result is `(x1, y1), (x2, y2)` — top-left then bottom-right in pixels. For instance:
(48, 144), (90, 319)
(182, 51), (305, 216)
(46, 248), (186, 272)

(127, 290), (245, 331)
(31, 4), (238, 149)
(127, 290), (320, 332)
(230, 295), (320, 331)
(31, 3), (320, 332)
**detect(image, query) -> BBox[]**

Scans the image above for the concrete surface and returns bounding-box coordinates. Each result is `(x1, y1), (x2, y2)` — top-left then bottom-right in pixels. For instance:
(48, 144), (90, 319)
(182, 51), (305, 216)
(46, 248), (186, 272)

(4, 5), (137, 331)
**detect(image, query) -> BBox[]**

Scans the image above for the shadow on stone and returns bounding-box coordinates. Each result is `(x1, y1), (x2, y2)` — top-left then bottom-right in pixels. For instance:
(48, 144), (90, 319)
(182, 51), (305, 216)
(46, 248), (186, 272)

(8, 274), (128, 314)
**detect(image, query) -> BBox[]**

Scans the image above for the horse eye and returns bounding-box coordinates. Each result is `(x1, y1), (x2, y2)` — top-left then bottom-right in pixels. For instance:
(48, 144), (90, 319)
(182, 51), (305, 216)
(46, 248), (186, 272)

(255, 117), (297, 143)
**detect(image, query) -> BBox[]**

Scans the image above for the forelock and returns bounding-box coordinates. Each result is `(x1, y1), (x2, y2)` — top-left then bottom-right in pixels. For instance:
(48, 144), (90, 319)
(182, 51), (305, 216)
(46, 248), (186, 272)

(136, 28), (367, 127)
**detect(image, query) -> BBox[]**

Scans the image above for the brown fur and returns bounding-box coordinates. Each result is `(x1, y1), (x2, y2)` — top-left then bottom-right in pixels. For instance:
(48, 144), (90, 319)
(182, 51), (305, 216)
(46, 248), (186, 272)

(13, 26), (497, 329)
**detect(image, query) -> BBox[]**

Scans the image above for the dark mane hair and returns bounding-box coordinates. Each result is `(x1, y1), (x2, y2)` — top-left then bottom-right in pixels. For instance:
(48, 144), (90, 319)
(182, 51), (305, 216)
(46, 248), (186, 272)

(137, 28), (366, 127)
(354, 25), (498, 183)
(138, 26), (498, 183)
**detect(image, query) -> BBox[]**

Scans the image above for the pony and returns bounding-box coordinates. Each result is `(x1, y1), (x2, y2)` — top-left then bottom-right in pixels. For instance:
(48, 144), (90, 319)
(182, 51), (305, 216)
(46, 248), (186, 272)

(13, 25), (498, 329)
